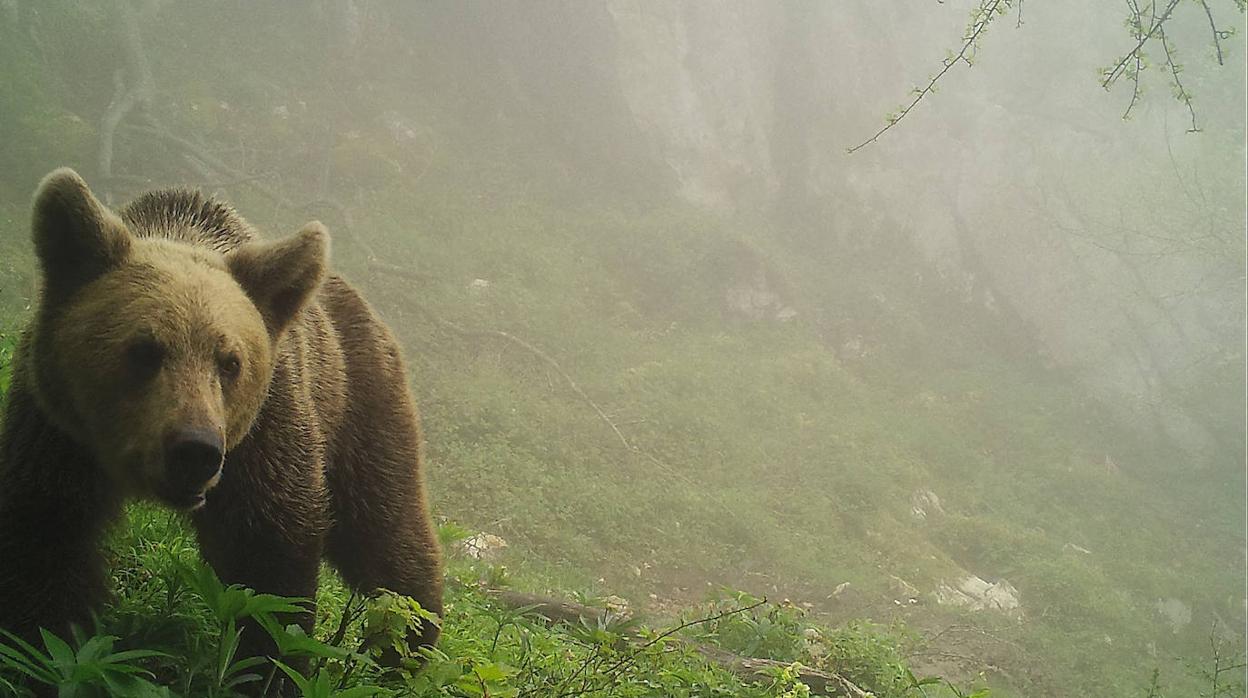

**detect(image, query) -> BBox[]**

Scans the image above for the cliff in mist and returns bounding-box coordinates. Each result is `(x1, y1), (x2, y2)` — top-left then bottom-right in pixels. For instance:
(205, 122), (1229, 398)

(424, 0), (1243, 465)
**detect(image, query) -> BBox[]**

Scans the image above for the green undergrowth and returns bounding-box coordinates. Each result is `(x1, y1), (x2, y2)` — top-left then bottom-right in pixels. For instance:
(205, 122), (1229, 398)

(0, 505), (984, 697)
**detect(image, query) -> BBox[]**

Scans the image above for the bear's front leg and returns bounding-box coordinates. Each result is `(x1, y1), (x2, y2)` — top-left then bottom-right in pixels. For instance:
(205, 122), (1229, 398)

(190, 436), (331, 694)
(0, 489), (119, 644)
(192, 505), (325, 675)
(0, 381), (122, 648)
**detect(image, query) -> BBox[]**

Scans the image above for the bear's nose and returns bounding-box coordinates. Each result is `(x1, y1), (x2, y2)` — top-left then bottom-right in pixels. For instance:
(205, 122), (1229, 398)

(165, 427), (225, 487)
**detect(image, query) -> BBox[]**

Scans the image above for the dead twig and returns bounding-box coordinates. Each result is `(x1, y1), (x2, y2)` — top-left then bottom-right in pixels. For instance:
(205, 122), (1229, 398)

(419, 304), (631, 451)
(587, 597), (768, 679)
(481, 589), (869, 698)
(364, 258), (631, 452)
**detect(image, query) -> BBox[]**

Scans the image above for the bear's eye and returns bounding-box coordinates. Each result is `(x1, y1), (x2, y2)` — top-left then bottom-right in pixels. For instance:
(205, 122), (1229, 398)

(124, 338), (166, 378)
(218, 353), (242, 381)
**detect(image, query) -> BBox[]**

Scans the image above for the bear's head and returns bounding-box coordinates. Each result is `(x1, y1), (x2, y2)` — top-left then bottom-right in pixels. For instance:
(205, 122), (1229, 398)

(27, 168), (328, 510)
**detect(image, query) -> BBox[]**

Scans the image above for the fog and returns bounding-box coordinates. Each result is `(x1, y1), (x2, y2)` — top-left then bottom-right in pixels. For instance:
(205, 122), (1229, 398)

(0, 2), (1244, 696)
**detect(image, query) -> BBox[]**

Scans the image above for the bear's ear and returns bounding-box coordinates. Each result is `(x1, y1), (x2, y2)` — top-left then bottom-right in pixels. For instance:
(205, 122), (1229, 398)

(227, 222), (329, 338)
(31, 168), (131, 299)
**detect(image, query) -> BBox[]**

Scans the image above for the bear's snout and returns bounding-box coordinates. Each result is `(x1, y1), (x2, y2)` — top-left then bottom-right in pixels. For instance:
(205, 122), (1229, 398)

(164, 427), (225, 502)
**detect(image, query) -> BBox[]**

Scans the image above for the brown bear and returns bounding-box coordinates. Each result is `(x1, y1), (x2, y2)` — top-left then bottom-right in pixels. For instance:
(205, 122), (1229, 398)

(0, 169), (442, 667)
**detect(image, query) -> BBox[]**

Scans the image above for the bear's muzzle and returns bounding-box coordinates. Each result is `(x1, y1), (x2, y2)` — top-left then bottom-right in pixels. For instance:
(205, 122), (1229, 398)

(162, 427), (225, 508)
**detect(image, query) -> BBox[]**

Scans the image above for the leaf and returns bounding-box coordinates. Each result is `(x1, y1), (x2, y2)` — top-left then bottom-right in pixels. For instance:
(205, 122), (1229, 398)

(332, 686), (389, 698)
(272, 660), (313, 694)
(101, 648), (170, 665)
(72, 635), (114, 664)
(99, 671), (172, 697)
(223, 654), (268, 683)
(257, 618), (353, 662)
(472, 661), (517, 682)
(39, 629), (75, 675)
(214, 619), (252, 689)
(240, 593), (307, 620)
(0, 630), (57, 683)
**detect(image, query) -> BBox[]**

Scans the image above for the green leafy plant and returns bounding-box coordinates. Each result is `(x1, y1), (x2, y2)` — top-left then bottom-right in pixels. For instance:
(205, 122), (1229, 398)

(359, 590), (439, 668)
(271, 661), (389, 698)
(696, 590), (807, 662)
(176, 560), (308, 696)
(435, 521), (474, 550)
(0, 627), (169, 697)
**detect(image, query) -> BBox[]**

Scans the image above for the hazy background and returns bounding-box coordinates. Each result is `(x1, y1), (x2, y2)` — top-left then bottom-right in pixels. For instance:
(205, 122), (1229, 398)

(0, 2), (1243, 696)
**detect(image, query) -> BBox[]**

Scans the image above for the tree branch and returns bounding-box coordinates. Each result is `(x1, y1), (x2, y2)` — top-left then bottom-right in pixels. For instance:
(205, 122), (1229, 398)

(1121, 0), (1147, 120)
(848, 0), (1010, 154)
(1197, 0), (1226, 65)
(1157, 18), (1200, 132)
(1101, 0), (1182, 89)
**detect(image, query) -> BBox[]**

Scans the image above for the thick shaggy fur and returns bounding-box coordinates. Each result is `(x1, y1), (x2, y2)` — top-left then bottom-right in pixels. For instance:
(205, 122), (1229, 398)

(0, 169), (442, 665)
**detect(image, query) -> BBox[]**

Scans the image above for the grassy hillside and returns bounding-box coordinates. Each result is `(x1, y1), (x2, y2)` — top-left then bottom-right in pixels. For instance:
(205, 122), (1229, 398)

(335, 182), (1243, 698)
(0, 5), (1242, 695)
(0, 177), (1241, 696)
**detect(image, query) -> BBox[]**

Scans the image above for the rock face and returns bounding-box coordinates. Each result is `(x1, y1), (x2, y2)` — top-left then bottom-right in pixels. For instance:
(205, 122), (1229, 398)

(605, 2), (782, 212)
(595, 2), (1241, 463)
(405, 1), (1241, 463)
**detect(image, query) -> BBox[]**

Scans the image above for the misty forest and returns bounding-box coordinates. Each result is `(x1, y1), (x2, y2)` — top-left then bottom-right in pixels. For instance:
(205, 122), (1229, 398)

(0, 2), (1244, 697)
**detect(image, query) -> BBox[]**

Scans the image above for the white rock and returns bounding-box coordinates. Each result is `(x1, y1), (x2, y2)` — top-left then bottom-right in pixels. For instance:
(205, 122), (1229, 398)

(889, 574), (920, 600)
(935, 574), (1021, 614)
(460, 532), (508, 561)
(977, 579), (1021, 612)
(910, 488), (945, 522)
(1155, 598), (1192, 633)
(603, 595), (630, 614)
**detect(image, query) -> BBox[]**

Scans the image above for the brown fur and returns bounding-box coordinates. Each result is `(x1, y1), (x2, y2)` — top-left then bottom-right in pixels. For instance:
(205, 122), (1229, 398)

(0, 169), (442, 666)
